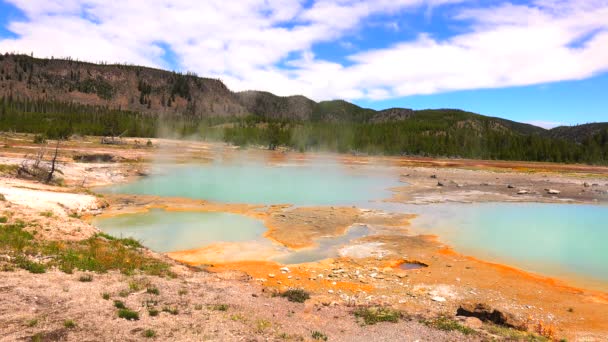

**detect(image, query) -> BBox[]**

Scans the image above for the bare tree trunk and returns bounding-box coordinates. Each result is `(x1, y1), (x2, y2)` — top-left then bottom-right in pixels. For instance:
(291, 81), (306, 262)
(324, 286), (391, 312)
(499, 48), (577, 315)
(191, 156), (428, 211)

(45, 140), (60, 183)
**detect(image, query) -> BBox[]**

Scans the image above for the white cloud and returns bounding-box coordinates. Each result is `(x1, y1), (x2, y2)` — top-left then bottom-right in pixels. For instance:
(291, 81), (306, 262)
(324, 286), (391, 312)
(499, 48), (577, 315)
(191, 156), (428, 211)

(0, 0), (607, 102)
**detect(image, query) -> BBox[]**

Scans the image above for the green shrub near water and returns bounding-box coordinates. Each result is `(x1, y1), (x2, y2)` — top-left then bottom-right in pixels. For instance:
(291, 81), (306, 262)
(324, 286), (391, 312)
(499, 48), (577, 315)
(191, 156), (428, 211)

(0, 223), (171, 276)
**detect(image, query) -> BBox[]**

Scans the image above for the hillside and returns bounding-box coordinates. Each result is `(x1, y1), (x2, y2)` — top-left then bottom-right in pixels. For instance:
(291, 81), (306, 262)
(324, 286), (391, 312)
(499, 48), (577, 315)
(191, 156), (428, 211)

(0, 54), (552, 133)
(549, 123), (608, 143)
(1, 53), (607, 164)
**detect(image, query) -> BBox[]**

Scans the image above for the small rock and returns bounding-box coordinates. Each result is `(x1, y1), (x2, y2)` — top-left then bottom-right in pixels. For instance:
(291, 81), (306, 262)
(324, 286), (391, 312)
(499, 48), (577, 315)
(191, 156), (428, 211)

(431, 296), (446, 302)
(517, 190), (529, 195)
(328, 290), (334, 294)
(268, 273), (275, 278)
(280, 267), (290, 273)
(463, 317), (483, 329)
(437, 182), (444, 187)
(430, 175), (437, 179)
(545, 189), (561, 194)
(507, 184), (515, 189)
(584, 182), (590, 187)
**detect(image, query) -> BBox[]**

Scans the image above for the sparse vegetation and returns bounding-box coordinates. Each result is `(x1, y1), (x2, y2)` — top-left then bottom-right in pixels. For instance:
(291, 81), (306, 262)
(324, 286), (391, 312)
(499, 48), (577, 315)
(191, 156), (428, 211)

(39, 211), (53, 218)
(63, 319), (77, 328)
(148, 308), (159, 317)
(484, 323), (549, 341)
(178, 288), (188, 296)
(256, 319), (272, 333)
(114, 300), (127, 309)
(143, 329), (156, 338)
(279, 288), (310, 303)
(26, 319), (38, 327)
(102, 292), (110, 300)
(423, 317), (475, 335)
(209, 304), (229, 311)
(146, 286), (160, 295)
(0, 216), (7, 223)
(78, 274), (93, 282)
(311, 331), (328, 341)
(0, 222), (172, 276)
(162, 307), (179, 315)
(353, 306), (401, 325)
(118, 308), (139, 320)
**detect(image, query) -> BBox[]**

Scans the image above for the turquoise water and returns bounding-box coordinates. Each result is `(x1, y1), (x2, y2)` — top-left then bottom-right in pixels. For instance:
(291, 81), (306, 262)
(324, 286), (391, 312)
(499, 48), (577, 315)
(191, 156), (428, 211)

(99, 161), (398, 206)
(93, 209), (267, 253)
(273, 224), (370, 264)
(407, 203), (608, 287)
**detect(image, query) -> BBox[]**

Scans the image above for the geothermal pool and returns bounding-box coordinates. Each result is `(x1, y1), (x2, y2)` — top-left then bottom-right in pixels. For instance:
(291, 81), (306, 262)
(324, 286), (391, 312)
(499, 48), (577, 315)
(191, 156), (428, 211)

(407, 202), (608, 286)
(100, 161), (399, 206)
(95, 162), (608, 288)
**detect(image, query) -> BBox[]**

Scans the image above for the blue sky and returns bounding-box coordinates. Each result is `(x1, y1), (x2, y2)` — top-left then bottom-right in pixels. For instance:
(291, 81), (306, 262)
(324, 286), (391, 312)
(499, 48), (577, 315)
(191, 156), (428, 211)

(0, 0), (607, 128)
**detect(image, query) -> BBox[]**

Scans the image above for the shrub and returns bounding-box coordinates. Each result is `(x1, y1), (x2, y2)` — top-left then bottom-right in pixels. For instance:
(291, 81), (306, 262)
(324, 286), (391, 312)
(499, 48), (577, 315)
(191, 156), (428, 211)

(311, 331), (328, 341)
(26, 319), (38, 327)
(114, 300), (126, 309)
(78, 274), (93, 282)
(33, 135), (46, 144)
(353, 306), (400, 325)
(102, 293), (110, 300)
(15, 256), (46, 274)
(0, 216), (7, 223)
(280, 288), (310, 303)
(162, 307), (178, 315)
(148, 308), (159, 317)
(63, 320), (76, 328)
(118, 309), (139, 321)
(146, 287), (160, 295)
(143, 329), (156, 338)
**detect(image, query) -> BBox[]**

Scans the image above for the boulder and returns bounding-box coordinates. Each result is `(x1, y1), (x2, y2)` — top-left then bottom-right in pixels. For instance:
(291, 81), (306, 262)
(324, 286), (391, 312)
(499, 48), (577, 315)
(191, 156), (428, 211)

(463, 317), (483, 329)
(456, 303), (524, 329)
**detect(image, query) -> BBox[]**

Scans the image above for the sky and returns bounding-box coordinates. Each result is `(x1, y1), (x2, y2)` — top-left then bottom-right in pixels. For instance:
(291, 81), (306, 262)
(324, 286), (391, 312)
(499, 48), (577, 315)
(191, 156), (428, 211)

(0, 0), (607, 128)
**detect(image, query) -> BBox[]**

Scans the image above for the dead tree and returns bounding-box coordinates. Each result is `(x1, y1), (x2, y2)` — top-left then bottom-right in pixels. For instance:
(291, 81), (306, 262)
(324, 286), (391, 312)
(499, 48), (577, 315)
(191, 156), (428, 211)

(17, 140), (63, 184)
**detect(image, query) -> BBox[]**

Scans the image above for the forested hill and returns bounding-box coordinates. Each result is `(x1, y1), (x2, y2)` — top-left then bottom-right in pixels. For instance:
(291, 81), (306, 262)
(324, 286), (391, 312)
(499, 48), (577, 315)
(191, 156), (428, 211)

(0, 53), (607, 164)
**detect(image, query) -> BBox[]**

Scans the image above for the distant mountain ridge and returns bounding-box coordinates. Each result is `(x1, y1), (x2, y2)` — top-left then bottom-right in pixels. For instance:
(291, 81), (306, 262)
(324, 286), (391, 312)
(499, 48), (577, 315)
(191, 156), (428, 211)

(0, 53), (605, 142)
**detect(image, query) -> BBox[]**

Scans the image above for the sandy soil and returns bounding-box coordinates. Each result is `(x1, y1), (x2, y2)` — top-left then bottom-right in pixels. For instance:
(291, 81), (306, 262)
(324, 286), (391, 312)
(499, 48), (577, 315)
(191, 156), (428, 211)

(1, 134), (608, 341)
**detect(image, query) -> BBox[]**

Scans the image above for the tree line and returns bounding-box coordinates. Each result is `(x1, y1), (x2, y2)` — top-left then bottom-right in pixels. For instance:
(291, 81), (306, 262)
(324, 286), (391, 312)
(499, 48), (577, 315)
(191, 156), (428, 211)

(1, 97), (607, 165)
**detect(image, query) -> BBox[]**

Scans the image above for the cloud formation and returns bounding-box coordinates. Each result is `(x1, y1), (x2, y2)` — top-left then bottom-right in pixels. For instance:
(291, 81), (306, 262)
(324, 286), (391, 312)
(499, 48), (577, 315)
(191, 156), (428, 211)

(1, 0), (607, 101)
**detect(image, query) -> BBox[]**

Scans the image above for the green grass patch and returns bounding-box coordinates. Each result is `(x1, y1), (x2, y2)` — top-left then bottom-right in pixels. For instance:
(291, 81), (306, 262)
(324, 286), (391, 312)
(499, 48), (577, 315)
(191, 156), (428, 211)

(484, 323), (549, 341)
(102, 292), (110, 300)
(15, 255), (46, 273)
(26, 319), (38, 327)
(0, 216), (7, 223)
(117, 309), (139, 321)
(1, 223), (172, 278)
(423, 317), (476, 335)
(39, 211), (53, 218)
(279, 288), (310, 303)
(353, 306), (401, 325)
